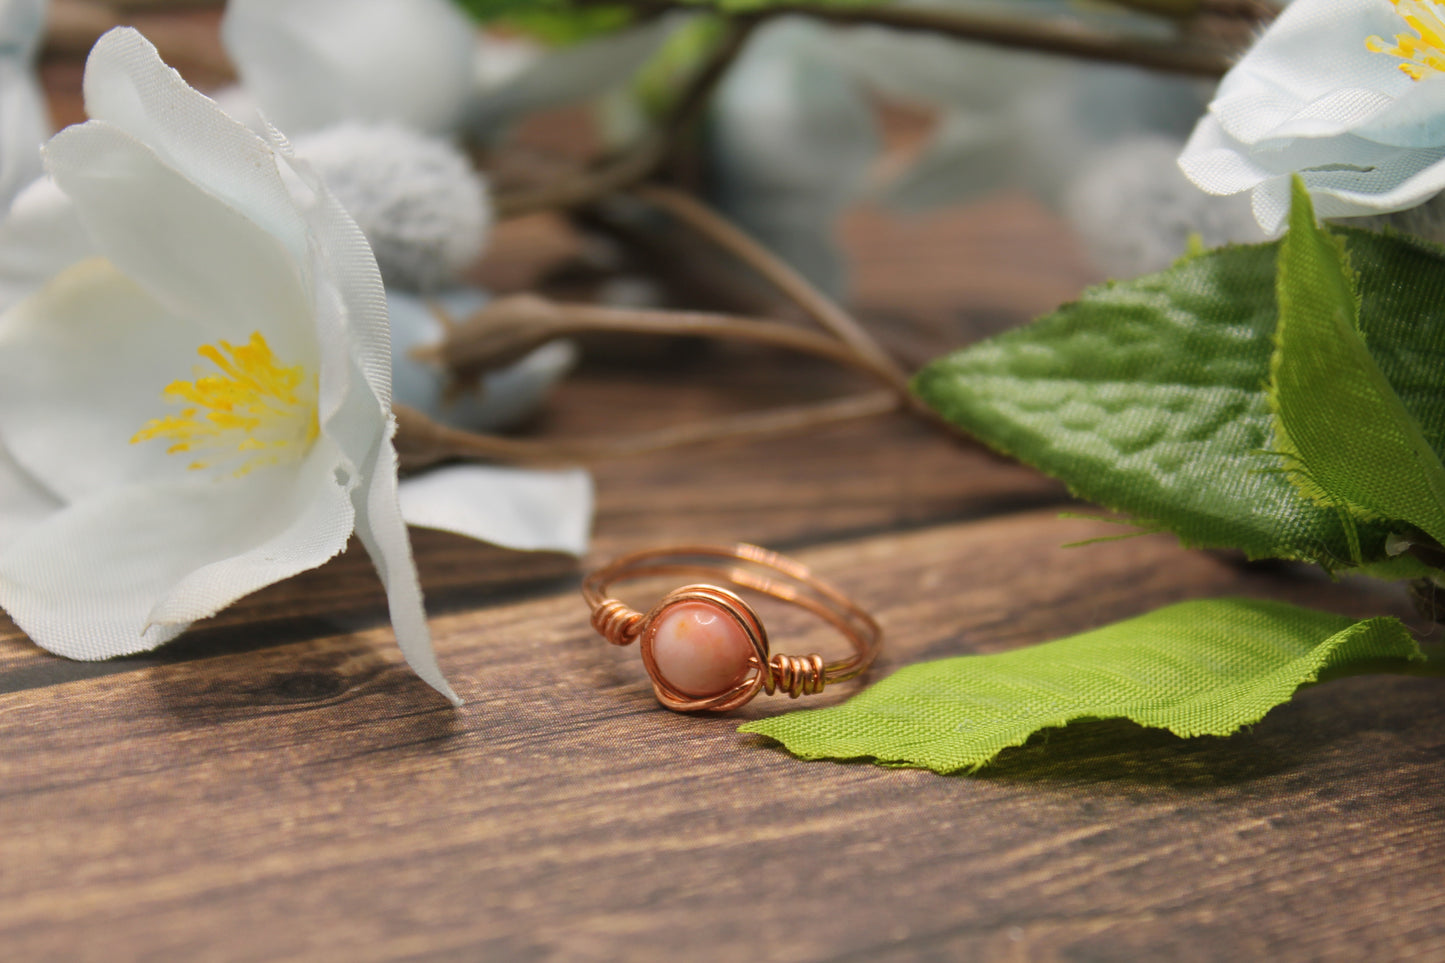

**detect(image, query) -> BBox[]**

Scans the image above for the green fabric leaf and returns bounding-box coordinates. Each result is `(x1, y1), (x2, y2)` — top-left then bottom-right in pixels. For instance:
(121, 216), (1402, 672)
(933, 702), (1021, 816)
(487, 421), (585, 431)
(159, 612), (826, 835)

(1271, 177), (1445, 549)
(740, 599), (1423, 773)
(914, 221), (1445, 568)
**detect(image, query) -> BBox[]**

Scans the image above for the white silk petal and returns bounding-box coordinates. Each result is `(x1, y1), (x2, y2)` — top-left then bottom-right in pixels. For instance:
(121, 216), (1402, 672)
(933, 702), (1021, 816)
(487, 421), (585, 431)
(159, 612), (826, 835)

(0, 258), (205, 500)
(0, 441), (354, 660)
(1178, 114), (1272, 197)
(81, 28), (310, 261)
(1210, 0), (1409, 110)
(143, 438), (355, 628)
(352, 427), (459, 705)
(282, 146), (458, 703)
(398, 465), (593, 557)
(1181, 0), (1445, 230)
(223, 0), (477, 135)
(0, 177), (94, 311)
(43, 118), (317, 366)
(0, 434), (61, 551)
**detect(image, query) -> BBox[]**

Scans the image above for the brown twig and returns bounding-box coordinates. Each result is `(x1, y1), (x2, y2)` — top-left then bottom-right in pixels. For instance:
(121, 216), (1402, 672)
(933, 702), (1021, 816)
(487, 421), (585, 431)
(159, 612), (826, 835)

(493, 17), (757, 219)
(392, 392), (902, 472)
(620, 0), (1242, 76)
(629, 185), (913, 391)
(420, 294), (913, 397)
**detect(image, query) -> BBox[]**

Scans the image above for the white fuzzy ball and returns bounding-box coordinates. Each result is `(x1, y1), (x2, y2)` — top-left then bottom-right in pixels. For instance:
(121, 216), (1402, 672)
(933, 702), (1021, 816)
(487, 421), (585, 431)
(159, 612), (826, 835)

(1063, 135), (1265, 279)
(292, 123), (491, 291)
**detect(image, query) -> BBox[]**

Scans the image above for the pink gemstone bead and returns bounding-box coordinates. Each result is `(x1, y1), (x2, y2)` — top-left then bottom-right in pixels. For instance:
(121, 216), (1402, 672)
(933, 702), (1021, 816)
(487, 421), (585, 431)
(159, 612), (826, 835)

(649, 600), (754, 698)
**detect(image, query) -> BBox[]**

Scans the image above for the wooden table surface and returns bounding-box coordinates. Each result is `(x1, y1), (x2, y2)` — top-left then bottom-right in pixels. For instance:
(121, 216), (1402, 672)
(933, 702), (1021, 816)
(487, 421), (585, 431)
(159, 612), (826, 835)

(5, 15), (1444, 961)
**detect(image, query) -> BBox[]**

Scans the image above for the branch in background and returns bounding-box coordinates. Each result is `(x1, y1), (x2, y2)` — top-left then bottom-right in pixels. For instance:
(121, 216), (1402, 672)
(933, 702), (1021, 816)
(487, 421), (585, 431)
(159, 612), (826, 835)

(768, 2), (1239, 75)
(492, 0), (1258, 218)
(419, 293), (914, 396)
(392, 392), (902, 471)
(493, 16), (756, 219)
(629, 185), (914, 393)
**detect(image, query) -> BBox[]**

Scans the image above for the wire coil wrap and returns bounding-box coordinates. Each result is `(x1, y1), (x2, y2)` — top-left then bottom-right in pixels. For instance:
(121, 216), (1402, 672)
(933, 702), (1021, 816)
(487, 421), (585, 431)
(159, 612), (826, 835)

(582, 543), (882, 712)
(591, 599), (643, 646)
(765, 652), (827, 698)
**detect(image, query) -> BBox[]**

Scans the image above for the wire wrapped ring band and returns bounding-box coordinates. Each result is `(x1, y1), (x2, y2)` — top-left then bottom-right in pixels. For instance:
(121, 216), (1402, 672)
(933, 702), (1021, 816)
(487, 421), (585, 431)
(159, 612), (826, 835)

(582, 543), (882, 712)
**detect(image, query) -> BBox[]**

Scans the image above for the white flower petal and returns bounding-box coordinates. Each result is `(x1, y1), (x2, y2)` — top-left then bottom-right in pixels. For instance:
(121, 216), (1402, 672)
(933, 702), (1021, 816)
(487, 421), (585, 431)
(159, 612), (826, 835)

(1354, 75), (1445, 147)
(0, 258), (207, 500)
(352, 429), (459, 705)
(1305, 149), (1445, 217)
(81, 28), (311, 261)
(1178, 114), (1274, 196)
(1211, 0), (1409, 114)
(1250, 174), (1294, 236)
(0, 439), (354, 660)
(398, 464), (593, 557)
(1182, 0), (1445, 230)
(282, 150), (458, 704)
(0, 433), (61, 552)
(1253, 87), (1396, 145)
(0, 176), (94, 311)
(43, 115), (317, 366)
(222, 0), (478, 135)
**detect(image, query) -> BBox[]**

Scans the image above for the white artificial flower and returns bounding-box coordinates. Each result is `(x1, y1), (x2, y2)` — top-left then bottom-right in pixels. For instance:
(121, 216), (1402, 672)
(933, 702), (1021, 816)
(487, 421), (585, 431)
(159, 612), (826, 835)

(1179, 0), (1445, 235)
(221, 0), (477, 137)
(213, 2), (594, 535)
(216, 0), (596, 444)
(0, 28), (556, 703)
(0, 0), (49, 208)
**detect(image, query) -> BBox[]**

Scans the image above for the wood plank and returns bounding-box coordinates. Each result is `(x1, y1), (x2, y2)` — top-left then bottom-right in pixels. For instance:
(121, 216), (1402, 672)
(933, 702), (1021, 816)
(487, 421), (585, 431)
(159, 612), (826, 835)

(1, 513), (1437, 961)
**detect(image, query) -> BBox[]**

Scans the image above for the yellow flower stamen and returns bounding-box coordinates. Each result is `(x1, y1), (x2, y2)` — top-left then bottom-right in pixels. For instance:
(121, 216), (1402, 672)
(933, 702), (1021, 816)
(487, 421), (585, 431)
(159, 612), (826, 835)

(131, 331), (318, 477)
(1367, 0), (1445, 79)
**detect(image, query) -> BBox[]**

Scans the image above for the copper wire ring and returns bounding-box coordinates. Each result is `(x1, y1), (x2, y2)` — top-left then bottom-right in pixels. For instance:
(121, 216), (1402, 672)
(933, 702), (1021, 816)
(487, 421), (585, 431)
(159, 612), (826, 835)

(582, 543), (882, 712)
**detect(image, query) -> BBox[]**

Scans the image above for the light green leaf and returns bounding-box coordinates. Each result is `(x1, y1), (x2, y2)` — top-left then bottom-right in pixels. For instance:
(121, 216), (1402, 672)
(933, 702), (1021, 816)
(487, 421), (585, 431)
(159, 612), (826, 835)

(915, 222), (1445, 569)
(740, 599), (1423, 773)
(1271, 177), (1445, 549)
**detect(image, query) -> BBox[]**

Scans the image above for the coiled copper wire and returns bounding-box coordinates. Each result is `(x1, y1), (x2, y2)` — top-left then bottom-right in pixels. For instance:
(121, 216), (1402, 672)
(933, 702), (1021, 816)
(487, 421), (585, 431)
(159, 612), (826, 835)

(764, 652), (827, 698)
(582, 543), (882, 712)
(590, 598), (643, 646)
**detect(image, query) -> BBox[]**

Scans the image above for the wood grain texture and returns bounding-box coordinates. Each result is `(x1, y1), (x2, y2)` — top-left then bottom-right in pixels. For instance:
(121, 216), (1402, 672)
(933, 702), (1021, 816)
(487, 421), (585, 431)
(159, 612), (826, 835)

(1, 515), (1440, 962)
(8, 20), (1443, 959)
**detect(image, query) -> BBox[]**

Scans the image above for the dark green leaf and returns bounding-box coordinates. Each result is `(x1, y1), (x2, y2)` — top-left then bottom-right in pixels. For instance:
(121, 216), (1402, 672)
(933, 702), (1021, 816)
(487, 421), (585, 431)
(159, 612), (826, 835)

(915, 222), (1445, 568)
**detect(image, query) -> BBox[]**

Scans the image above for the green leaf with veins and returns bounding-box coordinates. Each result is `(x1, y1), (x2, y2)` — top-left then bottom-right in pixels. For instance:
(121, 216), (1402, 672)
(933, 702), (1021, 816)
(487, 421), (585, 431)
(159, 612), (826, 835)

(1271, 176), (1445, 550)
(915, 215), (1445, 569)
(740, 599), (1423, 773)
